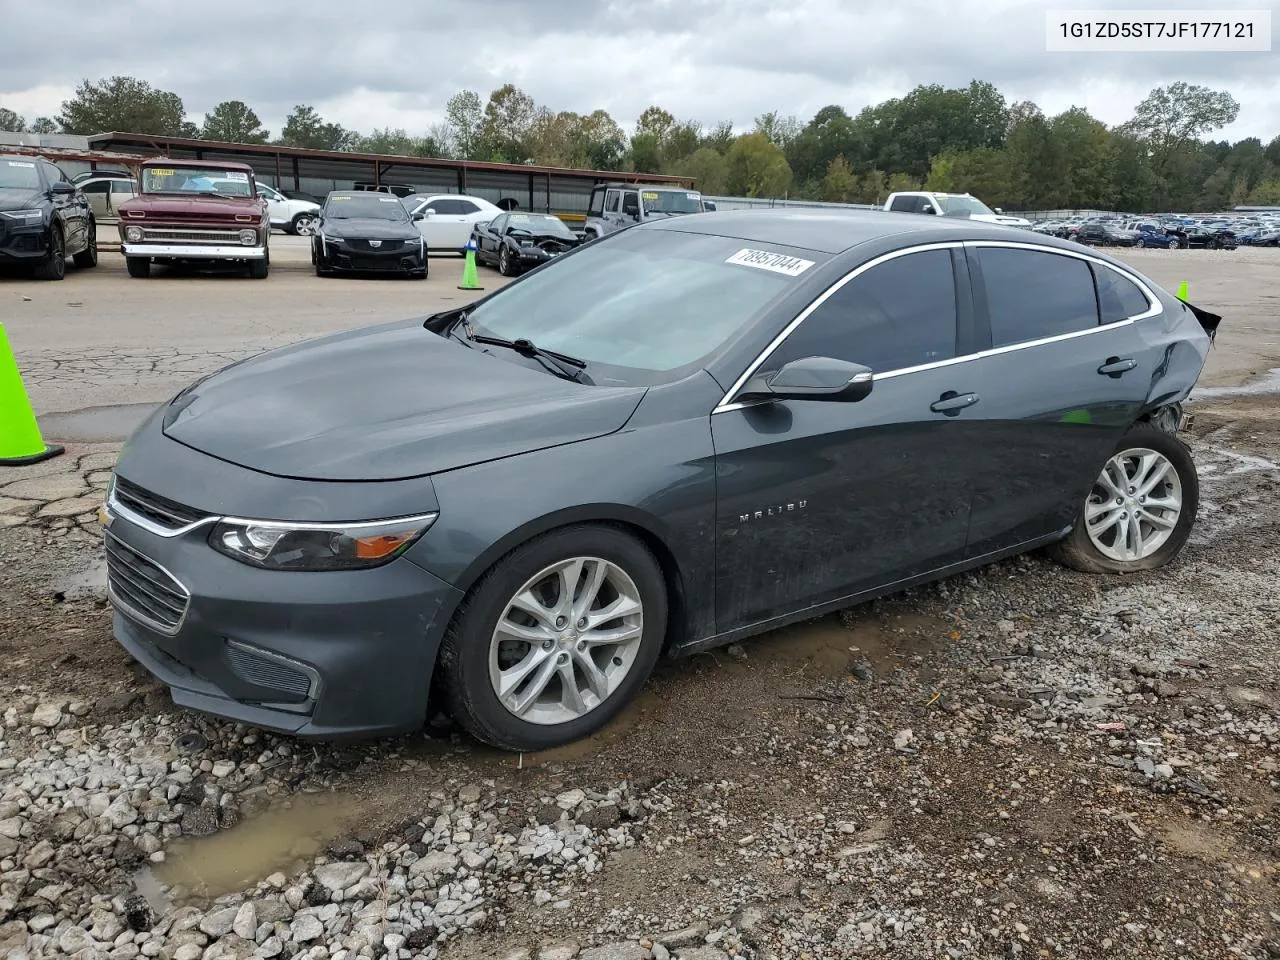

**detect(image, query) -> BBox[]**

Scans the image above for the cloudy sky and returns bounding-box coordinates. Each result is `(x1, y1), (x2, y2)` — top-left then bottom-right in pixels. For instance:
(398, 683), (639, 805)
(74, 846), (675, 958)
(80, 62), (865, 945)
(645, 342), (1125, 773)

(3, 0), (1277, 142)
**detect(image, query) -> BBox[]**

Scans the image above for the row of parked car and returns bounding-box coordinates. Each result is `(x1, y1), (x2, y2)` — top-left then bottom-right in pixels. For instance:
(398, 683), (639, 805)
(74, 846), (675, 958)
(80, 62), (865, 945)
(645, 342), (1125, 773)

(1031, 214), (1280, 250)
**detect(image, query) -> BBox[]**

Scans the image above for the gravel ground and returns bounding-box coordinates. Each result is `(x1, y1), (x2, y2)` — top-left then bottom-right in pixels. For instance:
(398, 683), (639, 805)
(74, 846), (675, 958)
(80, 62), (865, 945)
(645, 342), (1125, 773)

(0, 395), (1276, 960)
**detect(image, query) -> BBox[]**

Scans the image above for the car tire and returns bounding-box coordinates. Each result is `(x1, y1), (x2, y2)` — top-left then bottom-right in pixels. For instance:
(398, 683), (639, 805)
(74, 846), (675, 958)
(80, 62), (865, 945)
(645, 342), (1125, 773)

(125, 256), (151, 278)
(1134, 237), (1145, 248)
(73, 220), (98, 269)
(249, 249), (269, 279)
(498, 245), (517, 277)
(1047, 425), (1198, 575)
(1207, 238), (1219, 250)
(439, 524), (668, 751)
(33, 226), (65, 281)
(291, 213), (316, 236)
(1167, 237), (1179, 249)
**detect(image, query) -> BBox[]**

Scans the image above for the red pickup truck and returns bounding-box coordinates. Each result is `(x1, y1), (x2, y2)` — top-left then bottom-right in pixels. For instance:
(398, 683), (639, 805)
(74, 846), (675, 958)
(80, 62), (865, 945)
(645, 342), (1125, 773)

(116, 158), (270, 278)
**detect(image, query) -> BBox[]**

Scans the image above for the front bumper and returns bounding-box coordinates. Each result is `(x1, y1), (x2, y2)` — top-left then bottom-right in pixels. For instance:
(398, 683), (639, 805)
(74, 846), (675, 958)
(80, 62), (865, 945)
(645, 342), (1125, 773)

(319, 242), (426, 273)
(103, 484), (461, 739)
(122, 243), (267, 259)
(0, 223), (51, 263)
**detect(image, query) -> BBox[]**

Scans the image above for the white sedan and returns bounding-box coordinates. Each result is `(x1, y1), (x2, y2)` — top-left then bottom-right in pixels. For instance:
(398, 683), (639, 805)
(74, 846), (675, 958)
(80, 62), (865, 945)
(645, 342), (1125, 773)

(404, 194), (505, 254)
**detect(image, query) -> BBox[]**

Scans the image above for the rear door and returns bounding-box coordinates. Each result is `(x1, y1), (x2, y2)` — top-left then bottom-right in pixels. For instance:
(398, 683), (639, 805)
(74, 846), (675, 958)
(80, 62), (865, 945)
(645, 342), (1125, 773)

(80, 180), (112, 220)
(711, 245), (982, 632)
(959, 242), (1159, 554)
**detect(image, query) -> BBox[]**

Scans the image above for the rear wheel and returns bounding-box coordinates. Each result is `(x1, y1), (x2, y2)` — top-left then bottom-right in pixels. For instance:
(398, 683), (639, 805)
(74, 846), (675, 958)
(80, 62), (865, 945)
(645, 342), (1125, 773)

(1167, 237), (1179, 249)
(1207, 238), (1220, 250)
(73, 220), (98, 269)
(34, 226), (65, 281)
(126, 256), (151, 278)
(291, 213), (316, 236)
(439, 525), (667, 751)
(1135, 237), (1145, 248)
(1048, 426), (1197, 574)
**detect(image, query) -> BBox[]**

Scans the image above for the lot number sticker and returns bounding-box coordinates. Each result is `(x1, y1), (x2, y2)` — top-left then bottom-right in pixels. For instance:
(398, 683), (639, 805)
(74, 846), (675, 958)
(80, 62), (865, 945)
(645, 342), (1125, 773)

(224, 171), (249, 181)
(725, 248), (815, 277)
(7, 161), (35, 168)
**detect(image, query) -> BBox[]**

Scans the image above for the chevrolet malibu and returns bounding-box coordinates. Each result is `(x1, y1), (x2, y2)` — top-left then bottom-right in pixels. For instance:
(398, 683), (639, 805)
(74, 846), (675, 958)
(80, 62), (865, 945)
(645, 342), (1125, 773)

(103, 210), (1220, 751)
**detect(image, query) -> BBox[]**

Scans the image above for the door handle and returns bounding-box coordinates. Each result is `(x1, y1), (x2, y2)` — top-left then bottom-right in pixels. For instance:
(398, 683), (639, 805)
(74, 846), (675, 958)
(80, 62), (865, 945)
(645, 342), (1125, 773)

(930, 391), (979, 416)
(1098, 357), (1137, 377)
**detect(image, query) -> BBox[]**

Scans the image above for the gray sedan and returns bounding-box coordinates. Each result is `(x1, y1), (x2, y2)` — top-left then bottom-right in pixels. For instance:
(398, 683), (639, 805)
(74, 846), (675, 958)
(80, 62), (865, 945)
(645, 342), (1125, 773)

(102, 210), (1219, 751)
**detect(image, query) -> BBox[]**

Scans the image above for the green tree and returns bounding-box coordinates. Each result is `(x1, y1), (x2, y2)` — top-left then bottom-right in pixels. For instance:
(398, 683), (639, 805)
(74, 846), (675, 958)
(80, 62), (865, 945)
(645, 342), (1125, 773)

(700, 121), (736, 154)
(786, 105), (865, 187)
(1123, 82), (1240, 181)
(0, 107), (24, 132)
(574, 110), (626, 170)
(670, 146), (728, 195)
(1266, 135), (1280, 167)
(200, 100), (269, 143)
(1247, 179), (1280, 204)
(926, 147), (1012, 207)
(481, 84), (538, 162)
(356, 127), (420, 156)
(628, 133), (663, 173)
(1047, 107), (1112, 208)
(635, 106), (676, 143)
(58, 76), (190, 136)
(819, 155), (857, 202)
(886, 172), (920, 193)
(445, 90), (484, 160)
(754, 111), (801, 149)
(856, 169), (887, 204)
(29, 117), (59, 134)
(724, 132), (792, 198)
(278, 105), (352, 150)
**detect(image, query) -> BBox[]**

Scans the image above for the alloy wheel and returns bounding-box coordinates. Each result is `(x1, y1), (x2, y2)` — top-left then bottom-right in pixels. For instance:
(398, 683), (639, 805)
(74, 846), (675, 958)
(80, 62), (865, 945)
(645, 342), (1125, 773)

(1085, 448), (1183, 562)
(294, 216), (316, 236)
(488, 556), (644, 725)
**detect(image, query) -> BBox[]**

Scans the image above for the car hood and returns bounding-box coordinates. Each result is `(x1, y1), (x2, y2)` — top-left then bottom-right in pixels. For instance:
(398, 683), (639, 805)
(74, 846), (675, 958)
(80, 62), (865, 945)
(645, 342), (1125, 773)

(118, 195), (262, 218)
(160, 318), (647, 481)
(0, 187), (43, 211)
(321, 217), (420, 240)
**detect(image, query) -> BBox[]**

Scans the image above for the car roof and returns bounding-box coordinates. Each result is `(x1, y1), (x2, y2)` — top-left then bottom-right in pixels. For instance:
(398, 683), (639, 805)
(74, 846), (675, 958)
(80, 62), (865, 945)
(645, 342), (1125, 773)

(140, 156), (254, 172)
(641, 208), (1059, 254)
(595, 182), (694, 191)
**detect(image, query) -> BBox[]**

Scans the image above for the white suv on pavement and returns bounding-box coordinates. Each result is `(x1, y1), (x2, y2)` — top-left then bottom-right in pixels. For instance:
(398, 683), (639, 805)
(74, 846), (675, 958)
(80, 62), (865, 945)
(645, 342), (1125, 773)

(884, 191), (1032, 228)
(255, 182), (323, 235)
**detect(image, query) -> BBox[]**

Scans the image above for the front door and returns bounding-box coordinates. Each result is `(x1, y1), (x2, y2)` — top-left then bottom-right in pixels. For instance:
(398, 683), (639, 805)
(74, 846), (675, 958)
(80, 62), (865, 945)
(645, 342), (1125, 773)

(959, 243), (1157, 553)
(711, 246), (980, 633)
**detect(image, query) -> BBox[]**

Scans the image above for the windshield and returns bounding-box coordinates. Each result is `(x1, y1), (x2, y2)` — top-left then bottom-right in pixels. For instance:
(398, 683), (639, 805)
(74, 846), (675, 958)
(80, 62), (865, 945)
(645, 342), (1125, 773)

(641, 190), (701, 215)
(507, 213), (574, 237)
(141, 167), (254, 196)
(464, 229), (825, 384)
(324, 194), (409, 220)
(935, 195), (996, 217)
(1, 159), (42, 190)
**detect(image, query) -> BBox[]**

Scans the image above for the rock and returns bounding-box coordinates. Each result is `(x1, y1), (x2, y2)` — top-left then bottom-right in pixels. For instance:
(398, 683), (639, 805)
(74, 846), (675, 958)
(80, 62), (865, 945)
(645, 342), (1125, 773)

(199, 906), (239, 938)
(580, 943), (648, 960)
(59, 926), (95, 953)
(555, 789), (586, 811)
(180, 806), (219, 837)
(652, 948), (669, 960)
(104, 795), (139, 828)
(291, 914), (324, 942)
(231, 902), (257, 940)
(408, 851), (457, 878)
(314, 861), (370, 893)
(95, 692), (141, 717)
(325, 838), (364, 860)
(537, 944), (581, 960)
(500, 950), (532, 960)
(124, 895), (154, 932)
(405, 927), (436, 949)
(458, 783), (483, 804)
(732, 903), (767, 932)
(23, 839), (55, 869)
(39, 496), (104, 518)
(578, 803), (621, 830)
(0, 817), (22, 839)
(851, 660), (875, 682)
(0, 835), (18, 857)
(1136, 758), (1156, 778)
(210, 760), (236, 778)
(173, 946), (203, 960)
(656, 924), (709, 949)
(893, 729), (915, 750)
(32, 701), (66, 728)
(676, 949), (729, 960)
(725, 643), (747, 661)
(383, 933), (407, 953)
(258, 937), (283, 958)
(0, 496), (37, 517)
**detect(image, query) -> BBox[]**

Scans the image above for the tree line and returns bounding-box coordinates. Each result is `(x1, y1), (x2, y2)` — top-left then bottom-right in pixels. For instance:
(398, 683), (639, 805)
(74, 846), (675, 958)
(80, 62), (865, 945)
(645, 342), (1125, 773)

(3, 76), (1278, 211)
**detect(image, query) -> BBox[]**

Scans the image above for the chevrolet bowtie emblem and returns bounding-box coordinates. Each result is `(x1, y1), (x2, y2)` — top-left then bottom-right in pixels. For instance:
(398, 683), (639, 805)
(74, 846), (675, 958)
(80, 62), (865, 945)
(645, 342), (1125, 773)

(369, 240), (382, 247)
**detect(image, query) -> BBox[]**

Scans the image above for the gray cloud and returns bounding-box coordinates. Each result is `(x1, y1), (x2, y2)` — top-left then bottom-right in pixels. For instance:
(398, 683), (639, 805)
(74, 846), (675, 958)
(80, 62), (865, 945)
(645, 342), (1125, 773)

(3, 0), (1277, 140)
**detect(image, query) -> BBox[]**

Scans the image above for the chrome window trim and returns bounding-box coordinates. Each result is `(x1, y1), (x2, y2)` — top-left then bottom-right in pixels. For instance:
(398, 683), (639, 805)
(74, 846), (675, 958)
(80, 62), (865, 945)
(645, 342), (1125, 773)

(712, 238), (1164, 415)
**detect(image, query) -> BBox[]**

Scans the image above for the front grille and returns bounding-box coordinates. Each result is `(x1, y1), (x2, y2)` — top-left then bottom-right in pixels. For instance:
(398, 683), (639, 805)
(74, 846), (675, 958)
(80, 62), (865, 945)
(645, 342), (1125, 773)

(105, 533), (190, 634)
(113, 477), (209, 531)
(343, 255), (416, 271)
(349, 239), (404, 251)
(140, 228), (244, 244)
(222, 642), (314, 699)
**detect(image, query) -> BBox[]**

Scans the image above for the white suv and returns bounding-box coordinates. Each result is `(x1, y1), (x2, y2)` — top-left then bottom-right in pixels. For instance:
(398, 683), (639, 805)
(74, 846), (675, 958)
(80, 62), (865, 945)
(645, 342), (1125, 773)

(255, 182), (322, 235)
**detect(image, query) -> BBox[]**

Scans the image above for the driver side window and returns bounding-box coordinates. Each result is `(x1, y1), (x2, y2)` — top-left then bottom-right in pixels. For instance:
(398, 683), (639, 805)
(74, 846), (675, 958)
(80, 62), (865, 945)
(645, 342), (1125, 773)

(763, 249), (959, 376)
(490, 215), (508, 233)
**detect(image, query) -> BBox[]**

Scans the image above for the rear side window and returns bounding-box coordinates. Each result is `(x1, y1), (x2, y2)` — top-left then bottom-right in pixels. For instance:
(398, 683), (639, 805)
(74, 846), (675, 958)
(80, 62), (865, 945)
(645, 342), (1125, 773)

(767, 249), (957, 375)
(604, 190), (620, 213)
(1092, 264), (1151, 323)
(977, 247), (1099, 347)
(456, 200), (480, 214)
(588, 189), (605, 216)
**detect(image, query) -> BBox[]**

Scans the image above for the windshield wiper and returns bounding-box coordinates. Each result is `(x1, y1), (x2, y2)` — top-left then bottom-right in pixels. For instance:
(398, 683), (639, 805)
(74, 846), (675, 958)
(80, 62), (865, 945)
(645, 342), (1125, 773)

(459, 317), (590, 383)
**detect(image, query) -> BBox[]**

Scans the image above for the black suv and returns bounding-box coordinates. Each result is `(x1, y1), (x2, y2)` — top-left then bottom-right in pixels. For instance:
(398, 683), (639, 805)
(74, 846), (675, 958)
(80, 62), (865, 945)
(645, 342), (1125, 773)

(0, 155), (97, 280)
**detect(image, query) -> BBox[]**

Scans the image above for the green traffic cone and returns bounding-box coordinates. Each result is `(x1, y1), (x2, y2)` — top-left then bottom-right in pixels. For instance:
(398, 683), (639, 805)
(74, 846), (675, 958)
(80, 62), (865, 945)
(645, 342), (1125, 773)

(458, 240), (483, 291)
(1176, 281), (1188, 301)
(0, 323), (64, 466)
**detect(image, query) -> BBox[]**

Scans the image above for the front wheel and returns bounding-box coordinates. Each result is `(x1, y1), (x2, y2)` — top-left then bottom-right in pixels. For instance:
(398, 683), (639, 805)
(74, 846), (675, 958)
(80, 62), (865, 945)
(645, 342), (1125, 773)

(248, 248), (269, 279)
(1167, 237), (1179, 249)
(1048, 426), (1198, 574)
(125, 256), (150, 278)
(1134, 237), (1145, 248)
(439, 525), (668, 751)
(34, 226), (65, 281)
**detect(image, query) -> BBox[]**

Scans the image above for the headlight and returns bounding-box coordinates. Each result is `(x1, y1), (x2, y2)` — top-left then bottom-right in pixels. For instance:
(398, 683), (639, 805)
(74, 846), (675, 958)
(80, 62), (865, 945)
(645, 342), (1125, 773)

(1, 209), (43, 221)
(125, 226), (144, 242)
(238, 229), (258, 246)
(209, 514), (438, 571)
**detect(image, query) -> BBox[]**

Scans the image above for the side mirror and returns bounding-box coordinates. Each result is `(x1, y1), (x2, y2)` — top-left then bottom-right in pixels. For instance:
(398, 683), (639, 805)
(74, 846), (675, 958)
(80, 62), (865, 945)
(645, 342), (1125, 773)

(994, 207), (1004, 214)
(738, 357), (874, 403)
(412, 212), (425, 221)
(49, 181), (76, 195)
(422, 208), (436, 217)
(919, 204), (934, 215)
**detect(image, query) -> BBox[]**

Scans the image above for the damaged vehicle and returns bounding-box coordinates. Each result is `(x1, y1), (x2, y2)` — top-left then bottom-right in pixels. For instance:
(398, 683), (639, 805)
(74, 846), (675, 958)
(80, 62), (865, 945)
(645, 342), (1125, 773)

(472, 212), (581, 275)
(102, 210), (1220, 751)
